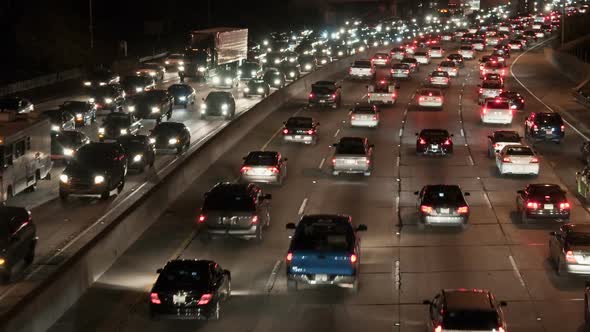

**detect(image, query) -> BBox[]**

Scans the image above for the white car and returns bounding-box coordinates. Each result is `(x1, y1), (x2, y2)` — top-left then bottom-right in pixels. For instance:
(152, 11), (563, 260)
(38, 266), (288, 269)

(429, 46), (444, 58)
(416, 88), (444, 108)
(458, 45), (475, 60)
(481, 98), (513, 124)
(413, 51), (431, 65)
(472, 39), (486, 51)
(391, 64), (411, 79)
(438, 61), (458, 77)
(348, 60), (375, 80)
(428, 71), (450, 88)
(496, 145), (539, 176)
(350, 104), (380, 128)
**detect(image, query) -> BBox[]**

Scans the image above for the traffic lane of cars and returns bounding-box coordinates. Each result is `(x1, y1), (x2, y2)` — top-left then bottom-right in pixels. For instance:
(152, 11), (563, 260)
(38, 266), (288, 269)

(396, 47), (590, 331)
(46, 68), (385, 331)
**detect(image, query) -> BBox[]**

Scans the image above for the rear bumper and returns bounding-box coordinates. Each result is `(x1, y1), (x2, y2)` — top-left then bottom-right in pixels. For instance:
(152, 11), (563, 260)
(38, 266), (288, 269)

(150, 304), (214, 320)
(283, 134), (315, 143)
(287, 273), (356, 285)
(391, 73), (410, 78)
(348, 74), (373, 79)
(525, 210), (570, 220)
(207, 225), (258, 238)
(481, 114), (513, 124)
(530, 132), (564, 141)
(309, 99), (336, 107)
(418, 101), (443, 107)
(351, 119), (379, 127)
(422, 215), (468, 225)
(417, 145), (452, 155)
(240, 174), (280, 184)
(564, 263), (590, 275)
(499, 164), (539, 175)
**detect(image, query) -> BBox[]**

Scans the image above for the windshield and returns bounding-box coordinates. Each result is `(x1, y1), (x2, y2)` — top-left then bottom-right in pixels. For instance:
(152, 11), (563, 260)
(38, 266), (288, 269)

(443, 310), (499, 330)
(423, 186), (463, 204)
(506, 147), (533, 155)
(206, 93), (230, 103)
(203, 194), (256, 211)
(292, 220), (353, 251)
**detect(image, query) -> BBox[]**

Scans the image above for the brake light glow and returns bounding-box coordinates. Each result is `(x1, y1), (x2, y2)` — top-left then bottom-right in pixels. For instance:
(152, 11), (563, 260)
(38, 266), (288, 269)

(499, 328), (506, 332)
(560, 202), (570, 209)
(502, 156), (511, 163)
(479, 88), (483, 94)
(419, 97), (425, 101)
(350, 254), (358, 263)
(526, 201), (539, 209)
(307, 129), (314, 135)
(530, 157), (539, 163)
(392, 93), (396, 99)
(309, 93), (314, 98)
(150, 292), (161, 304)
(198, 214), (206, 223)
(286, 252), (293, 262)
(331, 94), (336, 99)
(443, 139), (451, 145)
(372, 115), (377, 120)
(420, 205), (433, 214)
(283, 128), (289, 134)
(331, 158), (336, 164)
(251, 215), (259, 224)
(270, 167), (280, 174)
(434, 325), (442, 332)
(561, 125), (565, 131)
(482, 107), (487, 114)
(457, 206), (469, 214)
(351, 115), (356, 120)
(240, 166), (252, 173)
(419, 138), (426, 144)
(566, 250), (577, 263)
(197, 294), (213, 305)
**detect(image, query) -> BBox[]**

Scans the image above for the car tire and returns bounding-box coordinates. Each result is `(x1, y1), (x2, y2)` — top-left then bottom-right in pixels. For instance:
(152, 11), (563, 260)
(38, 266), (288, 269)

(211, 302), (221, 320)
(521, 210), (529, 224)
(100, 190), (110, 200)
(363, 171), (371, 177)
(24, 244), (35, 265)
(556, 258), (567, 276)
(256, 225), (263, 242)
(287, 279), (298, 292)
(117, 180), (125, 194)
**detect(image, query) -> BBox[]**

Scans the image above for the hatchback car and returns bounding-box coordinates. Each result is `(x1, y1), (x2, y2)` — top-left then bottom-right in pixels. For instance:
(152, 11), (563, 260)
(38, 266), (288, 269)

(415, 185), (470, 228)
(282, 116), (319, 145)
(524, 112), (565, 143)
(240, 151), (287, 185)
(390, 63), (411, 79)
(331, 137), (374, 176)
(516, 183), (570, 223)
(243, 79), (270, 98)
(428, 71), (450, 88)
(0, 206), (36, 283)
(198, 182), (271, 241)
(446, 53), (464, 67)
(308, 81), (341, 109)
(496, 145), (539, 176)
(149, 259), (231, 320)
(423, 289), (507, 332)
(438, 61), (458, 77)
(416, 129), (453, 156)
(550, 224), (590, 276)
(285, 214), (367, 291)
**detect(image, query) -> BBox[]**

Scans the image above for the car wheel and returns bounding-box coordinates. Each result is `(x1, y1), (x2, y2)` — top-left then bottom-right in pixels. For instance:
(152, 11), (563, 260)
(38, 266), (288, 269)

(24, 244), (35, 265)
(177, 146), (183, 154)
(100, 190), (110, 200)
(117, 180), (125, 194)
(521, 210), (529, 224)
(59, 190), (68, 201)
(212, 302), (221, 320)
(287, 279), (298, 292)
(256, 225), (263, 242)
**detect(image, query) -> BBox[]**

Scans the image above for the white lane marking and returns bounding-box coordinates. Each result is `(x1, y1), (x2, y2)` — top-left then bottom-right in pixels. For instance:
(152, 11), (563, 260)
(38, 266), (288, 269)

(460, 128), (465, 137)
(298, 198), (308, 215)
(467, 155), (474, 166)
(508, 255), (527, 288)
(394, 260), (400, 289)
(398, 128), (403, 137)
(510, 37), (589, 141)
(483, 192), (493, 209)
(261, 126), (283, 151)
(362, 94), (368, 99)
(396, 156), (400, 167)
(333, 128), (340, 137)
(318, 157), (326, 169)
(265, 260), (283, 292)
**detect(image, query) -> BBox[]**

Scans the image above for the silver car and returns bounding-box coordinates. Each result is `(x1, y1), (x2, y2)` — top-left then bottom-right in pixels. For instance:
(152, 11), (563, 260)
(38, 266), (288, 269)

(350, 104), (380, 128)
(549, 224), (590, 275)
(331, 137), (374, 176)
(239, 151), (287, 185)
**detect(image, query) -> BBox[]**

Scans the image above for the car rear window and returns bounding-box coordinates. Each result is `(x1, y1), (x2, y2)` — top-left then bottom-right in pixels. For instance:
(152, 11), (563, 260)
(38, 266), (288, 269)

(483, 82), (502, 89)
(286, 117), (312, 128)
(244, 153), (277, 166)
(352, 107), (376, 115)
(443, 310), (499, 330)
(312, 86), (334, 94)
(203, 194), (255, 211)
(292, 221), (353, 251)
(506, 147), (533, 155)
(423, 186), (463, 204)
(420, 89), (441, 97)
(353, 61), (371, 68)
(393, 64), (409, 69)
(414, 52), (428, 56)
(159, 266), (207, 286)
(485, 101), (510, 109)
(535, 113), (562, 124)
(336, 142), (366, 154)
(567, 233), (590, 246)
(495, 132), (520, 142)
(432, 72), (448, 77)
(440, 61), (455, 67)
(460, 46), (472, 50)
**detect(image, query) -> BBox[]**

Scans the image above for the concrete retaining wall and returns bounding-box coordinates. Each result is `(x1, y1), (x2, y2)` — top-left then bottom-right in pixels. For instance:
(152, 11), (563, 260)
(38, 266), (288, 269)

(0, 48), (375, 332)
(545, 47), (590, 86)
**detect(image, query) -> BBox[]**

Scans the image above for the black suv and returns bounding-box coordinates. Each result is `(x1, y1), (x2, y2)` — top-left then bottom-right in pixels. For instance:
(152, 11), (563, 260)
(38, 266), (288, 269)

(200, 91), (236, 119)
(262, 68), (286, 89)
(98, 112), (142, 141)
(88, 85), (125, 111)
(524, 112), (565, 143)
(116, 135), (155, 172)
(198, 183), (272, 241)
(128, 90), (174, 123)
(416, 129), (453, 156)
(150, 122), (191, 154)
(516, 183), (570, 223)
(59, 143), (128, 200)
(415, 185), (470, 228)
(282, 116), (319, 145)
(0, 206), (36, 283)
(423, 289), (507, 332)
(308, 81), (342, 109)
(59, 101), (97, 127)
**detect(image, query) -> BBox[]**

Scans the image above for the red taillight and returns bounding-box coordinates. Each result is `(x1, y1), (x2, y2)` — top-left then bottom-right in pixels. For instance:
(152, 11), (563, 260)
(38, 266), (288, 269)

(533, 124), (538, 130)
(349, 68), (352, 74)
(150, 292), (161, 304)
(502, 156), (511, 163)
(198, 214), (206, 224)
(309, 93), (314, 98)
(561, 125), (565, 131)
(482, 107), (487, 114)
(494, 143), (500, 148)
(420, 205), (433, 214)
(419, 96), (425, 101)
(372, 115), (377, 120)
(367, 93), (371, 98)
(197, 293), (213, 305)
(434, 325), (442, 332)
(365, 159), (371, 165)
(565, 250), (577, 263)
(350, 254), (358, 264)
(498, 327), (506, 332)
(286, 252), (293, 262)
(404, 70), (409, 74)
(443, 139), (451, 145)
(306, 129), (314, 135)
(530, 156), (539, 163)
(240, 166), (252, 173)
(419, 138), (426, 144)
(392, 93), (396, 99)
(331, 158), (336, 164)
(390, 69), (394, 74)
(270, 167), (280, 174)
(351, 115), (356, 120)
(283, 128), (289, 134)
(560, 202), (570, 209)
(251, 215), (259, 224)
(331, 94), (336, 99)
(457, 206), (469, 214)
(479, 88), (483, 94)
(526, 201), (539, 209)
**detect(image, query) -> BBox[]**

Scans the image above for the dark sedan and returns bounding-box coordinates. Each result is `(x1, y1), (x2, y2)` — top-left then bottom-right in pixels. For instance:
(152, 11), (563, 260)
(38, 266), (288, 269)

(120, 75), (156, 96)
(415, 184), (470, 228)
(87, 85), (125, 111)
(243, 79), (270, 98)
(262, 69), (286, 89)
(167, 84), (196, 107)
(237, 61), (262, 80)
(416, 129), (453, 156)
(200, 91), (236, 119)
(50, 130), (91, 162)
(150, 122), (191, 154)
(116, 135), (155, 172)
(128, 90), (173, 123)
(499, 91), (525, 110)
(59, 101), (97, 127)
(98, 112), (142, 141)
(282, 116), (319, 145)
(516, 183), (570, 223)
(149, 259), (231, 320)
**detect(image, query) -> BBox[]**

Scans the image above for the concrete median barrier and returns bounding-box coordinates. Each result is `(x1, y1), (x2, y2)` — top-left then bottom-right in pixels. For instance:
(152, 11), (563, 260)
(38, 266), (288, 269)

(0, 46), (382, 332)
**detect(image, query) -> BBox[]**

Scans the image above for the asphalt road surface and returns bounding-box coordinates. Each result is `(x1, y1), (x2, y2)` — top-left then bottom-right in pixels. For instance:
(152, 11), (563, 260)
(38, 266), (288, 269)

(47, 39), (590, 332)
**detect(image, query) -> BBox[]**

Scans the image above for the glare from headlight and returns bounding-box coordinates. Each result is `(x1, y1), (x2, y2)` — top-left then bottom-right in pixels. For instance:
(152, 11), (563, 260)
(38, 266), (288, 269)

(289, 72), (295, 77)
(198, 66), (206, 72)
(128, 105), (135, 112)
(212, 76), (221, 84)
(59, 174), (69, 183)
(221, 104), (229, 111)
(244, 87), (250, 92)
(225, 78), (232, 84)
(151, 107), (160, 113)
(274, 59), (280, 64)
(274, 79), (281, 85)
(200, 104), (207, 109)
(168, 138), (178, 145)
(149, 72), (156, 76)
(305, 64), (312, 70)
(179, 96), (186, 101)
(120, 129), (128, 135)
(99, 82), (106, 86)
(63, 148), (74, 156)
(237, 70), (242, 75)
(338, 51), (343, 56)
(135, 87), (143, 92)
(263, 40), (269, 45)
(321, 59), (327, 64)
(257, 87), (264, 93)
(133, 154), (143, 162)
(251, 70), (256, 76)
(165, 61), (170, 64)
(98, 127), (105, 133)
(84, 82), (92, 86)
(105, 98), (113, 104)
(51, 125), (60, 131)
(178, 66), (185, 71)
(289, 58), (295, 62)
(179, 61), (184, 65)
(149, 137), (156, 144)
(89, 98), (95, 103)
(76, 113), (83, 119)
(94, 175), (105, 184)
(359, 46), (365, 51)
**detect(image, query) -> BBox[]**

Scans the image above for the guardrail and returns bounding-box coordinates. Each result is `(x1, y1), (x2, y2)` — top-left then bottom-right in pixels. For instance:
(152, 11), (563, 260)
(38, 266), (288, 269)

(0, 52), (169, 97)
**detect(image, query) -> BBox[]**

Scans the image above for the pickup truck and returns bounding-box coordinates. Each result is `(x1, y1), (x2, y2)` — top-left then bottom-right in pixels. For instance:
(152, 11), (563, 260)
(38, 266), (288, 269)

(367, 80), (399, 104)
(347, 60), (374, 80)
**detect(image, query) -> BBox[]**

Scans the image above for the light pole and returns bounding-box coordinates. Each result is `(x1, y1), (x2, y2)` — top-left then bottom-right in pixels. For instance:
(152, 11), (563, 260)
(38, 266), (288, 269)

(561, 0), (565, 46)
(89, 0), (94, 49)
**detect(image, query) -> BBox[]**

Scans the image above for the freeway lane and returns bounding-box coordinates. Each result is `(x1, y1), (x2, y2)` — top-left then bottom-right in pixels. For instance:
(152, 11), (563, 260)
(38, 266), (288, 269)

(48, 40), (590, 332)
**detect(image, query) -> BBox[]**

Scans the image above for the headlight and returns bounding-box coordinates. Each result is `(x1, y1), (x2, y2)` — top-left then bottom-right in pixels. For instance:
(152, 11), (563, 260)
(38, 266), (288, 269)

(237, 70), (242, 75)
(200, 103), (207, 109)
(305, 64), (312, 70)
(225, 78), (232, 84)
(263, 40), (269, 45)
(94, 175), (105, 184)
(262, 58), (268, 63)
(51, 125), (60, 131)
(99, 82), (106, 86)
(135, 87), (143, 92)
(128, 105), (135, 112)
(221, 104), (229, 111)
(257, 87), (264, 93)
(98, 127), (105, 133)
(168, 138), (178, 145)
(251, 70), (257, 76)
(84, 81), (92, 86)
(89, 98), (95, 103)
(63, 148), (74, 156)
(120, 129), (128, 135)
(149, 72), (156, 76)
(59, 174), (69, 183)
(149, 137), (156, 144)
(197, 66), (206, 72)
(274, 59), (280, 64)
(179, 96), (186, 101)
(133, 154), (143, 162)
(321, 59), (327, 64)
(289, 58), (295, 62)
(274, 79), (281, 85)
(338, 51), (343, 56)
(136, 71), (141, 75)
(244, 87), (250, 92)
(76, 113), (83, 119)
(289, 72), (295, 77)
(165, 61), (170, 64)
(105, 98), (113, 104)
(151, 107), (160, 113)
(178, 66), (185, 71)
(178, 61), (184, 65)
(212, 76), (221, 84)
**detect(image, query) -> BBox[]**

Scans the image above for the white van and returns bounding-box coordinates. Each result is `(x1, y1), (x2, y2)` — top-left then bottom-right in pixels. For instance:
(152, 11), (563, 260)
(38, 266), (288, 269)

(481, 98), (513, 125)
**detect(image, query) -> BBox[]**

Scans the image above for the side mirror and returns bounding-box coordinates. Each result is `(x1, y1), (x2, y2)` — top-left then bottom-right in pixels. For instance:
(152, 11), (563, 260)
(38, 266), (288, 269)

(156, 268), (163, 273)
(332, 143), (338, 148)
(422, 300), (432, 305)
(242, 156), (247, 160)
(516, 190), (524, 195)
(356, 224), (368, 232)
(202, 98), (205, 101)
(415, 133), (419, 136)
(286, 222), (296, 229)
(477, 84), (481, 87)
(283, 121), (286, 125)
(464, 192), (471, 196)
(499, 301), (508, 307)
(487, 135), (492, 139)
(549, 231), (557, 236)
(316, 122), (320, 126)
(264, 194), (272, 200)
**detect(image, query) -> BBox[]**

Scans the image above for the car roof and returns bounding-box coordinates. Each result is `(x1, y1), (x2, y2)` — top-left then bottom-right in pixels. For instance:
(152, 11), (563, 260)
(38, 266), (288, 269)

(527, 183), (562, 191)
(299, 214), (351, 226)
(339, 136), (365, 144)
(563, 223), (590, 234)
(443, 289), (494, 311)
(420, 129), (449, 135)
(163, 259), (214, 270)
(210, 182), (255, 195)
(247, 150), (278, 158)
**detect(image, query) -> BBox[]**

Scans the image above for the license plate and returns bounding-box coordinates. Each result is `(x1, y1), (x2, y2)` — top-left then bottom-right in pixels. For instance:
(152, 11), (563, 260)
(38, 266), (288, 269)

(173, 294), (186, 304)
(294, 135), (302, 139)
(316, 274), (328, 282)
(319, 100), (326, 103)
(252, 168), (265, 175)
(440, 208), (450, 214)
(431, 144), (439, 149)
(544, 204), (554, 210)
(345, 159), (356, 164)
(303, 136), (312, 140)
